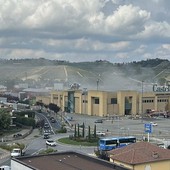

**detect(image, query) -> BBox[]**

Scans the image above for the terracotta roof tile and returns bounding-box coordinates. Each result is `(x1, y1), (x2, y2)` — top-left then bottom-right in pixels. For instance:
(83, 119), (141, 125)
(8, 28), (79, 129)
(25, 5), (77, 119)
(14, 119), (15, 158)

(108, 142), (170, 165)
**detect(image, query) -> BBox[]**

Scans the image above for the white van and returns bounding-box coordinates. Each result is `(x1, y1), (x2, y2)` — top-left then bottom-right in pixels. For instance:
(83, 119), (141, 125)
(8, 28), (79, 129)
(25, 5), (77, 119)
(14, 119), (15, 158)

(11, 148), (23, 157)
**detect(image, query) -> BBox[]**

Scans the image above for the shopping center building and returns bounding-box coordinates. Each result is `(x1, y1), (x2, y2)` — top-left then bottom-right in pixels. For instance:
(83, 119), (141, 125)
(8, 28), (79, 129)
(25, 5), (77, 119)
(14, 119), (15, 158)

(36, 84), (170, 117)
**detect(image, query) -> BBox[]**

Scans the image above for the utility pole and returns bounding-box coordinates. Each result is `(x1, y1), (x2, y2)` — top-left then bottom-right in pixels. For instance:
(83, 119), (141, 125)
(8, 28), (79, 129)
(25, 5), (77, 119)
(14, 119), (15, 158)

(141, 81), (144, 123)
(97, 79), (99, 91)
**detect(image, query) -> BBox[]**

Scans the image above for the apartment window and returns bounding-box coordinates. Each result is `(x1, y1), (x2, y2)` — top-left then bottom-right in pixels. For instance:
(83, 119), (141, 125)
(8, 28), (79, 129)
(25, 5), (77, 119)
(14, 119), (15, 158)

(83, 100), (88, 103)
(111, 98), (117, 104)
(95, 98), (99, 104)
(158, 99), (168, 102)
(143, 100), (153, 103)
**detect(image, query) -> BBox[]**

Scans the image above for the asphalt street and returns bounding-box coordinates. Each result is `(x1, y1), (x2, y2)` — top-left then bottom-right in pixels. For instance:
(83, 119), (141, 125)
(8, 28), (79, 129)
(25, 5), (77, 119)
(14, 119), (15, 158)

(1, 112), (170, 167)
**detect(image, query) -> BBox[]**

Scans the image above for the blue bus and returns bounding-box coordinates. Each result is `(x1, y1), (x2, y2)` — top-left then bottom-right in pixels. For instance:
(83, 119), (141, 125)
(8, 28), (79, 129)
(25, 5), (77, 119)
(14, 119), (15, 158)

(99, 136), (136, 151)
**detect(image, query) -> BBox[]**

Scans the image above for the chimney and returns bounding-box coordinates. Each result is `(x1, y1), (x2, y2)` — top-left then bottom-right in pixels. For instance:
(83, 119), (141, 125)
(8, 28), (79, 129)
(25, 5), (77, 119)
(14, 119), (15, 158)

(152, 151), (159, 159)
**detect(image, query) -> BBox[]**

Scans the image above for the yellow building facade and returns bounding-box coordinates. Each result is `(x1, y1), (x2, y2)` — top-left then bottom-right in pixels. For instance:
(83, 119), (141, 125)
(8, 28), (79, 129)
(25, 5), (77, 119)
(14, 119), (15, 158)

(36, 88), (170, 117)
(108, 141), (170, 170)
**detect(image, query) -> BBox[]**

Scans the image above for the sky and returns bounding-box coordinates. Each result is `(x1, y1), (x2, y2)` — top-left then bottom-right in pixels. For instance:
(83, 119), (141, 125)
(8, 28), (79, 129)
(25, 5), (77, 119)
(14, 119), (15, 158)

(0, 0), (170, 63)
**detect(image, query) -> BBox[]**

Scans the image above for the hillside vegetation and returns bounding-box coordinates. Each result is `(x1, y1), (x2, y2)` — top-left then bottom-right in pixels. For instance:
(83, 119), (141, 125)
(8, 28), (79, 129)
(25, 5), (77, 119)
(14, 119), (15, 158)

(0, 58), (169, 91)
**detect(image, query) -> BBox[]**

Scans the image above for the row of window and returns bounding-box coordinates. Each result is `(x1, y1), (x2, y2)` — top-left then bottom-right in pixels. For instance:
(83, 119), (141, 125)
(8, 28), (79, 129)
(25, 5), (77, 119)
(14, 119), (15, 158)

(54, 96), (168, 104)
(53, 96), (63, 100)
(143, 99), (169, 103)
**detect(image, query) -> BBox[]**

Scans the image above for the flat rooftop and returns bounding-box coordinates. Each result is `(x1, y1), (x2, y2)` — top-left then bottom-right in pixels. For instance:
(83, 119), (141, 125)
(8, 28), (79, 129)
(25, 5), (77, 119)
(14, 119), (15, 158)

(13, 151), (128, 170)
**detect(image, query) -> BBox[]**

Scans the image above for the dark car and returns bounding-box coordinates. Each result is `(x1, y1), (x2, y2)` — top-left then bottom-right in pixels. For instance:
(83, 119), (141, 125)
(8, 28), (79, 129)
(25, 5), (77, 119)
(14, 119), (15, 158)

(94, 119), (103, 123)
(44, 123), (50, 129)
(13, 133), (22, 138)
(44, 133), (49, 139)
(50, 118), (56, 123)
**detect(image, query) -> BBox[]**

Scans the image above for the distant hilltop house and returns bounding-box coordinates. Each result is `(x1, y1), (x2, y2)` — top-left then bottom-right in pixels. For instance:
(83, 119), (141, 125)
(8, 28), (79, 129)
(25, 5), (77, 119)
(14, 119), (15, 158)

(107, 141), (170, 170)
(0, 85), (7, 92)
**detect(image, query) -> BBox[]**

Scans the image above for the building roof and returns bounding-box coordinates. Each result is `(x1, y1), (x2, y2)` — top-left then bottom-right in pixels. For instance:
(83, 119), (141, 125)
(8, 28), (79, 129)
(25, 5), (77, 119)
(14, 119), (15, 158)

(13, 151), (129, 170)
(108, 141), (170, 165)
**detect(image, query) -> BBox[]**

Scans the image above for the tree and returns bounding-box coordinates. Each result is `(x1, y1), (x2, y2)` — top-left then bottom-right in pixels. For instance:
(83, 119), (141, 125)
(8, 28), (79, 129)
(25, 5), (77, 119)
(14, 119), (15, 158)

(82, 122), (85, 138)
(0, 109), (11, 130)
(94, 124), (96, 138)
(74, 124), (77, 138)
(48, 103), (60, 113)
(88, 126), (91, 141)
(78, 124), (80, 137)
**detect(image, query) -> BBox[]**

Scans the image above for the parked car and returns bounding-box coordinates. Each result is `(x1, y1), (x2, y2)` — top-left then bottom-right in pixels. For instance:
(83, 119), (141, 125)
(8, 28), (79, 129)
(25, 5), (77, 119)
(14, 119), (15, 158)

(94, 119), (103, 123)
(13, 133), (22, 138)
(150, 122), (158, 126)
(46, 139), (57, 146)
(96, 131), (106, 137)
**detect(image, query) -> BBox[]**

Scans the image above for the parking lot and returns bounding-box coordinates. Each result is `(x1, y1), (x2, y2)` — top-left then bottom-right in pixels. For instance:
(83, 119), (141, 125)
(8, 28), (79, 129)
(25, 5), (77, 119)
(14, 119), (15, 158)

(65, 113), (170, 143)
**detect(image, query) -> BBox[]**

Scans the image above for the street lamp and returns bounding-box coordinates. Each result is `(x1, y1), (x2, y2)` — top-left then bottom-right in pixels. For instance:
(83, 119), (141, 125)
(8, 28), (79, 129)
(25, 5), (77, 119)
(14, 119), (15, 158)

(83, 88), (87, 115)
(96, 79), (99, 91)
(82, 88), (87, 136)
(96, 74), (101, 91)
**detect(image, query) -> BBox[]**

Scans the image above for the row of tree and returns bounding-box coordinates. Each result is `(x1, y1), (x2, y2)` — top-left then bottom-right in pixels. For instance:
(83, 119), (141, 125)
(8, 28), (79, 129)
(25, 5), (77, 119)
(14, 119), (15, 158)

(73, 123), (98, 142)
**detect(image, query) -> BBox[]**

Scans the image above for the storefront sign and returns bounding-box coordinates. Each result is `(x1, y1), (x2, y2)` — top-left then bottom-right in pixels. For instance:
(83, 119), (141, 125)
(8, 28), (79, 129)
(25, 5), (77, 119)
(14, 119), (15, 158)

(153, 84), (170, 92)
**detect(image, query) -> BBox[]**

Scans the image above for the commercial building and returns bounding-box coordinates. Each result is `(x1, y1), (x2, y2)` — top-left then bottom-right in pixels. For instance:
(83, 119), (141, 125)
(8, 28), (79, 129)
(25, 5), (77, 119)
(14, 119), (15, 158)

(36, 84), (170, 117)
(11, 151), (129, 170)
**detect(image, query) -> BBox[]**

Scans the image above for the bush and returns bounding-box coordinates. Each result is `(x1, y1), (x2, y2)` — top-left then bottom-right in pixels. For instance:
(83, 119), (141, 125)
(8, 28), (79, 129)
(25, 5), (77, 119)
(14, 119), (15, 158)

(0, 143), (25, 151)
(39, 148), (57, 155)
(56, 125), (67, 133)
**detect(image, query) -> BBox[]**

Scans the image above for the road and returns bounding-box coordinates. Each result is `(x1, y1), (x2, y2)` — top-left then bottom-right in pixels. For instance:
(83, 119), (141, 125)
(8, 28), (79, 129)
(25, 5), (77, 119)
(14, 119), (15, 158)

(1, 112), (170, 167)
(26, 132), (95, 156)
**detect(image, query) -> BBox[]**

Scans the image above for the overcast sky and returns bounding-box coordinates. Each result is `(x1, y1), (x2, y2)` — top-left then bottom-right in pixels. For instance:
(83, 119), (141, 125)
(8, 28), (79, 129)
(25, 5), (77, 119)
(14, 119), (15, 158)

(0, 0), (170, 63)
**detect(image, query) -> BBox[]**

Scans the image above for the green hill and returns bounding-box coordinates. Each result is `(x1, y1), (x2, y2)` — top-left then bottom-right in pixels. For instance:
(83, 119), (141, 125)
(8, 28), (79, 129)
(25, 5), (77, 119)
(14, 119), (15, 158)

(0, 58), (169, 91)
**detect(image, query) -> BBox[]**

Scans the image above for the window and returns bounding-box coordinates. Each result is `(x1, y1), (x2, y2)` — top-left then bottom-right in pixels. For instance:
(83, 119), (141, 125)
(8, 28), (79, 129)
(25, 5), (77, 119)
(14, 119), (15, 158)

(143, 100), (153, 103)
(158, 99), (168, 102)
(83, 100), (88, 103)
(111, 98), (117, 104)
(95, 98), (99, 104)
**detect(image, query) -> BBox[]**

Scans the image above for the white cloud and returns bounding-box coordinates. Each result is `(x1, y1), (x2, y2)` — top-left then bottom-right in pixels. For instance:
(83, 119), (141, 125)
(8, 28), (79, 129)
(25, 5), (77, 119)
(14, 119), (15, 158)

(0, 0), (169, 62)
(137, 21), (170, 39)
(105, 5), (150, 35)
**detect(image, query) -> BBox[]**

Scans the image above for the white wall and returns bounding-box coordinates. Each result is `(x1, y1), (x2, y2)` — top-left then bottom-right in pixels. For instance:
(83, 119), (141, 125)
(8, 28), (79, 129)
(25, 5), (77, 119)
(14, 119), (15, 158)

(11, 160), (32, 170)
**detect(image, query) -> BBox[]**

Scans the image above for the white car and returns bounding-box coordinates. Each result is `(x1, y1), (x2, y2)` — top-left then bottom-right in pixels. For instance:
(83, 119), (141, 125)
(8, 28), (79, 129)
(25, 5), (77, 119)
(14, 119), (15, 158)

(150, 122), (158, 126)
(46, 139), (57, 146)
(96, 131), (106, 137)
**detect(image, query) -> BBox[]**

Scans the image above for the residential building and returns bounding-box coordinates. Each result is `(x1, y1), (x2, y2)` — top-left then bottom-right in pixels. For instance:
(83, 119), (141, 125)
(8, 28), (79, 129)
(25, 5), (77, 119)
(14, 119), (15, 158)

(107, 141), (170, 170)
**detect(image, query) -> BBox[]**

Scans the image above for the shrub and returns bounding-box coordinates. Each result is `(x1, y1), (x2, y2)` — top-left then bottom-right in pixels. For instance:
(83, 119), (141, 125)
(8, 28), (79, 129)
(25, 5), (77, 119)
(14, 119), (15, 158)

(39, 148), (57, 155)
(0, 143), (25, 151)
(56, 125), (67, 133)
